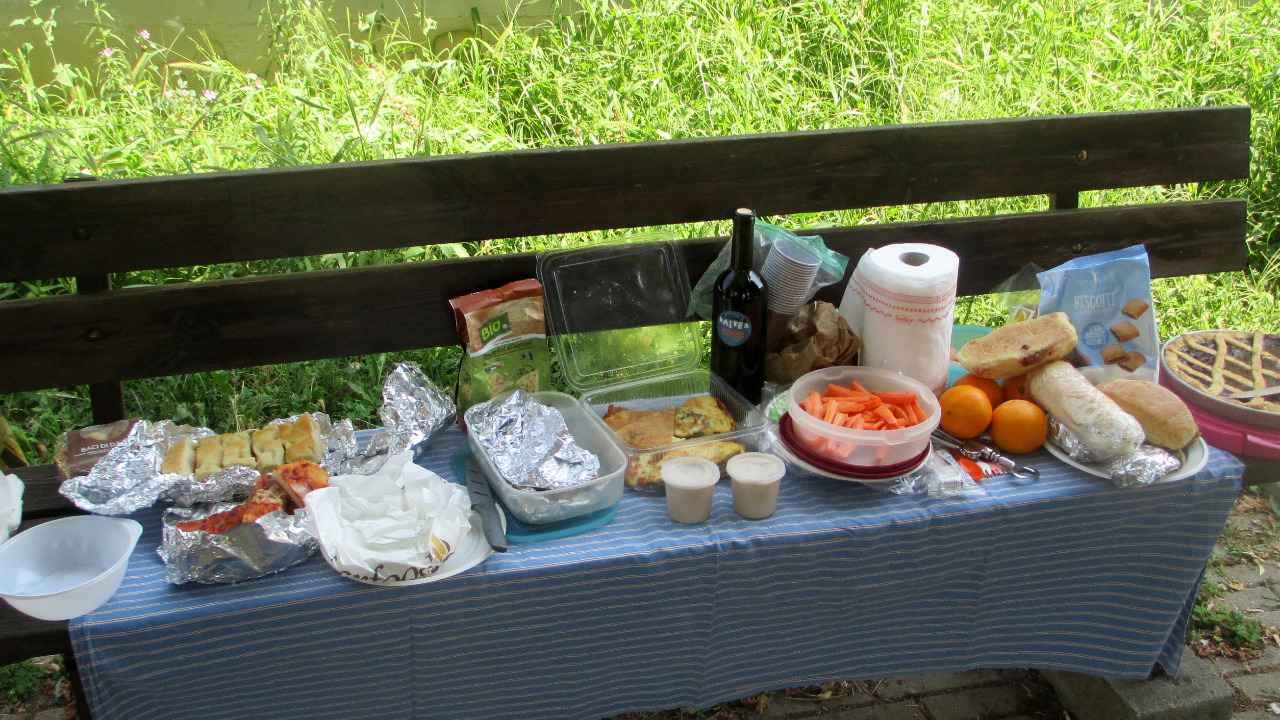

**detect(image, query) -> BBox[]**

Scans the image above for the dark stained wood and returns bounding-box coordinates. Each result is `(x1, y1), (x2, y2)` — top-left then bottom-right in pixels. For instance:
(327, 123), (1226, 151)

(77, 274), (127, 424)
(1050, 190), (1080, 210)
(0, 200), (1246, 393)
(0, 106), (1250, 282)
(12, 464), (76, 519)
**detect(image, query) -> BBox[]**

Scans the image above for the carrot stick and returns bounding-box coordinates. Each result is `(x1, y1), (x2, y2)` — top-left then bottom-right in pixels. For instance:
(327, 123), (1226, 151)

(851, 381), (869, 393)
(833, 412), (848, 427)
(888, 404), (910, 424)
(803, 391), (822, 417)
(876, 391), (918, 405)
(823, 400), (839, 425)
(874, 404), (900, 427)
(825, 384), (860, 398)
(848, 414), (865, 430)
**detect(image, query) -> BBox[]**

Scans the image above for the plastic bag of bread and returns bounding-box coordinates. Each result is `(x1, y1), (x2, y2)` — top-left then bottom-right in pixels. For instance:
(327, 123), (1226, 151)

(1037, 245), (1157, 382)
(450, 279), (552, 417)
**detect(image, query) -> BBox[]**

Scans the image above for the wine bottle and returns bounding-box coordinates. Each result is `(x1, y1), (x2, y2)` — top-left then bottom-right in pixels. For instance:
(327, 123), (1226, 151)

(711, 208), (768, 403)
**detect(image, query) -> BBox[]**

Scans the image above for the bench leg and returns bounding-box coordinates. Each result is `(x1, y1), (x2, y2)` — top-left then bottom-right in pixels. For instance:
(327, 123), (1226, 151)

(64, 649), (92, 719)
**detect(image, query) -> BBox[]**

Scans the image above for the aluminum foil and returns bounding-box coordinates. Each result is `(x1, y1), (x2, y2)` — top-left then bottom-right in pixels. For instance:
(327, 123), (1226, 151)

(334, 362), (456, 475)
(1106, 446), (1183, 488)
(1049, 418), (1182, 487)
(60, 413), (352, 516)
(159, 504), (317, 585)
(465, 390), (600, 491)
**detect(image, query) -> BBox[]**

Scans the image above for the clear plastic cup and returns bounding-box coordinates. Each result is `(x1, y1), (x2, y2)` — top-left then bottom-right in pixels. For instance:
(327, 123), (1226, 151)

(661, 457), (719, 524)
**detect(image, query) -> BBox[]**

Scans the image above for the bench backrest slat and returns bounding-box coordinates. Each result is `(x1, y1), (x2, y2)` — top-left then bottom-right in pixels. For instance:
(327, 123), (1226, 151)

(0, 199), (1245, 394)
(0, 106), (1250, 283)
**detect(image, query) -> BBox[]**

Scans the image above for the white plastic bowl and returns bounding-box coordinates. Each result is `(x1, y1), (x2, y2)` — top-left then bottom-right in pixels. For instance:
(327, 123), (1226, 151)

(787, 366), (941, 468)
(0, 515), (142, 620)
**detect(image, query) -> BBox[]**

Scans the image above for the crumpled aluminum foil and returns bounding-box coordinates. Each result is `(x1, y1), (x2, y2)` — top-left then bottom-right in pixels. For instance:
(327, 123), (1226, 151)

(158, 504), (317, 585)
(465, 390), (600, 491)
(1106, 445), (1184, 488)
(334, 362), (456, 475)
(1049, 418), (1182, 487)
(60, 413), (352, 516)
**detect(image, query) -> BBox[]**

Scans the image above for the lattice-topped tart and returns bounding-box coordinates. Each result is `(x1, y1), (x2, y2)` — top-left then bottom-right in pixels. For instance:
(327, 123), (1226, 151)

(1163, 331), (1280, 414)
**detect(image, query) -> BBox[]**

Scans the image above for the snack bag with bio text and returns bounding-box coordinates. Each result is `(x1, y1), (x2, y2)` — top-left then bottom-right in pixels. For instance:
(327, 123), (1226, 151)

(449, 279), (551, 418)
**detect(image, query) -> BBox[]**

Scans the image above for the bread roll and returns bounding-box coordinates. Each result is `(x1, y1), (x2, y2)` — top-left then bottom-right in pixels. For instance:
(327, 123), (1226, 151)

(282, 415), (323, 463)
(162, 437), (195, 475)
(1098, 379), (1198, 450)
(194, 436), (223, 479)
(220, 431), (254, 467)
(1029, 361), (1144, 461)
(957, 312), (1078, 380)
(252, 426), (284, 470)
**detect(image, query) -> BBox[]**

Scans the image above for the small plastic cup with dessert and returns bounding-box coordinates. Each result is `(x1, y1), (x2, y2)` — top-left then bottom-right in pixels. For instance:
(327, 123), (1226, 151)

(726, 452), (785, 520)
(661, 457), (720, 524)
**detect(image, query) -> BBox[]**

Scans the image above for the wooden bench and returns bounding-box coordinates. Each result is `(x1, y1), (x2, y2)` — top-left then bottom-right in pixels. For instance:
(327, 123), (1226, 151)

(0, 106), (1254, 717)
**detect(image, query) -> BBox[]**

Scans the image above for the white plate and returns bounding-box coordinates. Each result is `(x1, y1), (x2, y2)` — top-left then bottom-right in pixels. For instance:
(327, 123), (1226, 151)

(1044, 436), (1209, 484)
(322, 509), (505, 587)
(769, 426), (930, 486)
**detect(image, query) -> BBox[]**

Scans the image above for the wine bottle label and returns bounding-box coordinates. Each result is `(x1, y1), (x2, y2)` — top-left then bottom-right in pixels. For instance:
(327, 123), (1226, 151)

(716, 310), (753, 347)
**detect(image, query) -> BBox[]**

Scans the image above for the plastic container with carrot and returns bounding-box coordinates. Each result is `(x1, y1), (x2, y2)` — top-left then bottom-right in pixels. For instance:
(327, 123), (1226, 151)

(786, 367), (941, 468)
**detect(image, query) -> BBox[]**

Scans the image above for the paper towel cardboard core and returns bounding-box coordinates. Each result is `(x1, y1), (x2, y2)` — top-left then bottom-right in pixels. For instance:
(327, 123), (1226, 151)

(899, 251), (930, 267)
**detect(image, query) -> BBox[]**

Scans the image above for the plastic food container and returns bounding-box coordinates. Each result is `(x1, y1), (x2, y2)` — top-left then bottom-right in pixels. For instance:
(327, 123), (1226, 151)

(581, 370), (765, 492)
(787, 366), (940, 468)
(0, 515), (142, 620)
(538, 243), (767, 493)
(468, 391), (626, 525)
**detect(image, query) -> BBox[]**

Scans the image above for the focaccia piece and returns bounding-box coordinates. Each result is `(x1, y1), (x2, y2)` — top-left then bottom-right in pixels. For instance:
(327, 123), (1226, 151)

(673, 396), (736, 438)
(161, 436), (195, 475)
(220, 431), (255, 468)
(956, 312), (1078, 380)
(194, 436), (223, 479)
(252, 426), (284, 470)
(282, 415), (323, 463)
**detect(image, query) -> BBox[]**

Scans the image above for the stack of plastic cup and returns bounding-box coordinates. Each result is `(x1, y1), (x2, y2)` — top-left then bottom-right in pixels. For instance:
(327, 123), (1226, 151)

(762, 238), (821, 316)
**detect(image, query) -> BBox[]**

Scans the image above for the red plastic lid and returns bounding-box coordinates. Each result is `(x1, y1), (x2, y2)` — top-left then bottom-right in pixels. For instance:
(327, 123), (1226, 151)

(779, 414), (931, 478)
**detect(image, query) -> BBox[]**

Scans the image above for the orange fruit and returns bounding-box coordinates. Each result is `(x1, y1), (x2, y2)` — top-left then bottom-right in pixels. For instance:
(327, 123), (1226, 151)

(1003, 374), (1033, 402)
(955, 374), (1003, 409)
(938, 385), (993, 439)
(990, 399), (1048, 454)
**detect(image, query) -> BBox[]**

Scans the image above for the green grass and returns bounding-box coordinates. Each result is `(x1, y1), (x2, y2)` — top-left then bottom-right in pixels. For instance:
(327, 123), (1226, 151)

(1, 0), (1278, 461)
(0, 659), (48, 704)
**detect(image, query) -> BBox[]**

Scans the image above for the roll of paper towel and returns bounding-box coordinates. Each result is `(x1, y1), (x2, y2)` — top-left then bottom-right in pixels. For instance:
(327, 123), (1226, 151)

(838, 244), (959, 393)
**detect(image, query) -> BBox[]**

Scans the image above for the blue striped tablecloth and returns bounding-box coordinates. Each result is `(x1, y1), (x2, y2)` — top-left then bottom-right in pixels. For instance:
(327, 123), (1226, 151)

(70, 427), (1243, 720)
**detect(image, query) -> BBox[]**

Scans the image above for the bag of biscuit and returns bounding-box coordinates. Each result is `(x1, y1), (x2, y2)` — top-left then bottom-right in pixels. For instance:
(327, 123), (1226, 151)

(1036, 245), (1157, 383)
(449, 279), (552, 419)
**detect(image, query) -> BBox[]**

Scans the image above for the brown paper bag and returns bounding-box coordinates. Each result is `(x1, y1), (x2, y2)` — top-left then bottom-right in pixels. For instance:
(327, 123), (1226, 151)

(765, 302), (861, 383)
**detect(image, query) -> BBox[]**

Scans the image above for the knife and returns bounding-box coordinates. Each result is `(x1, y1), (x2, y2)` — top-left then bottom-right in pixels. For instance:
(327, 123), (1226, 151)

(465, 458), (508, 552)
(1218, 386), (1280, 401)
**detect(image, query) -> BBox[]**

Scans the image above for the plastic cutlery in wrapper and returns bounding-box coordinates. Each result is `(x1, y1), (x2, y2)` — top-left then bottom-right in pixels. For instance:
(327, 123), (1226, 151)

(305, 451), (474, 585)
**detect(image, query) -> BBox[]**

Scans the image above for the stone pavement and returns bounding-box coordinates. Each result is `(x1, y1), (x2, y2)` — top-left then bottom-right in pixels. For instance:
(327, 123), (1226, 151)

(1196, 489), (1280, 720)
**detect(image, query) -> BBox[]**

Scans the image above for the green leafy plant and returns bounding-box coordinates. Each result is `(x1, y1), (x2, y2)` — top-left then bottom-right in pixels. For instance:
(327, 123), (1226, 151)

(0, 660), (46, 704)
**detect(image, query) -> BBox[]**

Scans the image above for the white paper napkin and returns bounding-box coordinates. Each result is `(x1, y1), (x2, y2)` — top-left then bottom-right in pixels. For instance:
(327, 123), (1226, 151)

(305, 451), (471, 581)
(1, 473), (23, 543)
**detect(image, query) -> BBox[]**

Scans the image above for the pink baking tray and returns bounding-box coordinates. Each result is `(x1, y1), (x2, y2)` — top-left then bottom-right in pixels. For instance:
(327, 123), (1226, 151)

(1160, 372), (1280, 460)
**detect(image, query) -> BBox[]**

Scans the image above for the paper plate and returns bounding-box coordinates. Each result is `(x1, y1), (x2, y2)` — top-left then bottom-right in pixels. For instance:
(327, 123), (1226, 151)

(322, 509), (505, 587)
(1044, 437), (1209, 485)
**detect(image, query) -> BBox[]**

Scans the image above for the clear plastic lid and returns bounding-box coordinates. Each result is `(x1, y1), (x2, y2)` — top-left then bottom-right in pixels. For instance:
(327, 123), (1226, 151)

(537, 242), (703, 393)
